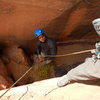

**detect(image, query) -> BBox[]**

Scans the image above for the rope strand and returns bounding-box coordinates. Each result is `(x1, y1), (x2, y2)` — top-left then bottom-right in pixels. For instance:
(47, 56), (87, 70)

(0, 67), (32, 98)
(45, 49), (94, 58)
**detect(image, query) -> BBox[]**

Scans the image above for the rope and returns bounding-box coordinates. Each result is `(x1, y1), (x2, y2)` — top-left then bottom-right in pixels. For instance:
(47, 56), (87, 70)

(0, 67), (32, 98)
(0, 48), (94, 98)
(45, 49), (94, 58)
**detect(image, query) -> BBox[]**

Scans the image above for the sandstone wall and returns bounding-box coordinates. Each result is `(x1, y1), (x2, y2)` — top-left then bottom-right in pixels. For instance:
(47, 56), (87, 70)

(0, 0), (99, 46)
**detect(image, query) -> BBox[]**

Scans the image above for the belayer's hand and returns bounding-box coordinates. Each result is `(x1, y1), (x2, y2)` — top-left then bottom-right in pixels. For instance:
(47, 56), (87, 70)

(37, 57), (44, 62)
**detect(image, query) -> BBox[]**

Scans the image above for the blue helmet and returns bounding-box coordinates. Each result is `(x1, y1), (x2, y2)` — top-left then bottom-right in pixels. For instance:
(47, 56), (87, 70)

(34, 28), (45, 38)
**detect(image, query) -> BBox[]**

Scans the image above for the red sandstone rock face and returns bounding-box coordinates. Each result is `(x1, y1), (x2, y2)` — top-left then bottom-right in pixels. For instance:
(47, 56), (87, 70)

(0, 59), (13, 90)
(2, 44), (32, 85)
(0, 0), (99, 45)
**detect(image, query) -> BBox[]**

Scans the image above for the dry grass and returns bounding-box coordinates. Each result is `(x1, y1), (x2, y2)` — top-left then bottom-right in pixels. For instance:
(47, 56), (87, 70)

(34, 64), (55, 81)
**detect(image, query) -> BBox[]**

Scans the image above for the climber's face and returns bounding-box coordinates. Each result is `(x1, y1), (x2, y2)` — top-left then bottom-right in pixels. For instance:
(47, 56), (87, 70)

(38, 35), (46, 42)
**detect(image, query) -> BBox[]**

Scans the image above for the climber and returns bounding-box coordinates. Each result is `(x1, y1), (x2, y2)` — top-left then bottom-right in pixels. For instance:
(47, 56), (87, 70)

(57, 18), (100, 87)
(34, 28), (57, 65)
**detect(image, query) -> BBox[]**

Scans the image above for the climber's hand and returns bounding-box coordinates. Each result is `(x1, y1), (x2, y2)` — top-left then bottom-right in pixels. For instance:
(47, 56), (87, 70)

(37, 56), (45, 62)
(91, 49), (96, 54)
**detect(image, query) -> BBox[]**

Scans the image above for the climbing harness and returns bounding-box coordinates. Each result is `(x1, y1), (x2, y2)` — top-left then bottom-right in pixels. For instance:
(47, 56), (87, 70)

(45, 49), (94, 58)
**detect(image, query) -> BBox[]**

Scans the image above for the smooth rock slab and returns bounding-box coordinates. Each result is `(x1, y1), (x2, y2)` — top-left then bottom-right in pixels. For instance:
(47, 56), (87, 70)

(0, 78), (100, 100)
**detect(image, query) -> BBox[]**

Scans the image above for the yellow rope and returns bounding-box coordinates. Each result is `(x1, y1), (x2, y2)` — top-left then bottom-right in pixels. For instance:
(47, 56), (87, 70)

(45, 49), (95, 58)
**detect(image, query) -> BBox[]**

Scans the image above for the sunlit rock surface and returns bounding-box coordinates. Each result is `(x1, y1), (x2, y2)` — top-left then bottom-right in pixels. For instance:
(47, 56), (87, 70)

(0, 78), (100, 100)
(0, 0), (100, 93)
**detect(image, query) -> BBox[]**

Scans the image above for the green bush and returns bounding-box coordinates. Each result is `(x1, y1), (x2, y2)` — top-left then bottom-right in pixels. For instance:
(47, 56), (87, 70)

(35, 64), (55, 81)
